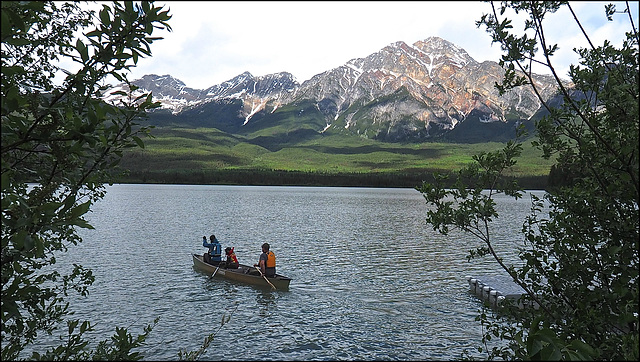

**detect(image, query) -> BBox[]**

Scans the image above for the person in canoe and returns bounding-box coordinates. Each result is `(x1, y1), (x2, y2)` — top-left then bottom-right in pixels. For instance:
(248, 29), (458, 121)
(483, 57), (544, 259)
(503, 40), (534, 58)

(223, 246), (239, 269)
(253, 242), (276, 277)
(202, 234), (222, 265)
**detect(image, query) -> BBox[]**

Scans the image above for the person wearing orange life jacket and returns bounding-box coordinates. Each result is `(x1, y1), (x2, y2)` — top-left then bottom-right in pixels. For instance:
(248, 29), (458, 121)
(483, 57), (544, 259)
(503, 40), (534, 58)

(254, 242), (276, 277)
(223, 247), (239, 269)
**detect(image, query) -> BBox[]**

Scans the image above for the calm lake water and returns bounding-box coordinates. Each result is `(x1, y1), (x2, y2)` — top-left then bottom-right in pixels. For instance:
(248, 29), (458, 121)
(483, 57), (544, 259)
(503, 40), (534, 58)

(25, 184), (544, 361)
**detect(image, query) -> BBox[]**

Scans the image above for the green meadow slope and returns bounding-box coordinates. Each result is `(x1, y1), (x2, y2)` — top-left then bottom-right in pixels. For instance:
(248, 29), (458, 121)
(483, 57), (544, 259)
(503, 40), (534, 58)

(118, 126), (553, 188)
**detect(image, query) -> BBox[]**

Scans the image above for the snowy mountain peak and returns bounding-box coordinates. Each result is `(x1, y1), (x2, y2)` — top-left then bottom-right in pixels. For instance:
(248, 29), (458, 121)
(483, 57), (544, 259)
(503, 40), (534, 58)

(104, 36), (563, 142)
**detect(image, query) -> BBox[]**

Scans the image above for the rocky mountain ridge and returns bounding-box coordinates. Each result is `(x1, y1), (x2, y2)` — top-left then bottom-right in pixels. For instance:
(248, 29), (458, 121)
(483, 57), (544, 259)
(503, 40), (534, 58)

(105, 36), (565, 142)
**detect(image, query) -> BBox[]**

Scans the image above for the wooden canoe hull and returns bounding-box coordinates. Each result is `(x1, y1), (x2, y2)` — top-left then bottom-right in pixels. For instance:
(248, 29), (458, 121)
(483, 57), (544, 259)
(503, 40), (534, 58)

(192, 254), (291, 290)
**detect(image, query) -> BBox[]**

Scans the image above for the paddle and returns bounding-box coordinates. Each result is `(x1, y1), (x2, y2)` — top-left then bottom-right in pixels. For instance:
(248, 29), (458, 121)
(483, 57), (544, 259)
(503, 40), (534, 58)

(255, 266), (276, 290)
(210, 264), (220, 279)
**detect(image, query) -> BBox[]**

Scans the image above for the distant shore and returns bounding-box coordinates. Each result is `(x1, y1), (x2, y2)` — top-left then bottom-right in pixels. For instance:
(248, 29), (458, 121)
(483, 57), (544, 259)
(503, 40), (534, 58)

(117, 168), (549, 190)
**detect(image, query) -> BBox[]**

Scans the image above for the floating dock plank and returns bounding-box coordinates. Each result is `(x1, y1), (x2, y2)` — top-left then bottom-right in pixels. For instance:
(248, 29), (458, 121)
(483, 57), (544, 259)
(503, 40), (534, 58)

(466, 275), (529, 309)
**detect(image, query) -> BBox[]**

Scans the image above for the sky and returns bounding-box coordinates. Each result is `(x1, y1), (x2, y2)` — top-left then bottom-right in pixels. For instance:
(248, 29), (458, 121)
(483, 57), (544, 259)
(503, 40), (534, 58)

(94, 1), (638, 89)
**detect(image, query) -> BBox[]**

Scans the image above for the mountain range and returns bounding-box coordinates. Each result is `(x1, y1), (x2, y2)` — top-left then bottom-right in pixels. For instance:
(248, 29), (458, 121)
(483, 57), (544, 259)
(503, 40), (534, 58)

(104, 36), (567, 143)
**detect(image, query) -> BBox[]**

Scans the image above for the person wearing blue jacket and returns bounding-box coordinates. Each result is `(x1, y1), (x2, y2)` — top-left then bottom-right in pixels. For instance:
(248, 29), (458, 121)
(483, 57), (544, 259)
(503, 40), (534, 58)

(202, 234), (222, 265)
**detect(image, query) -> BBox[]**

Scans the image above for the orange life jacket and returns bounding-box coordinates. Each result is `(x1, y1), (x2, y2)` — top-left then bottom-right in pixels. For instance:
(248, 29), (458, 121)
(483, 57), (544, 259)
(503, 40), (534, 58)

(265, 251), (276, 268)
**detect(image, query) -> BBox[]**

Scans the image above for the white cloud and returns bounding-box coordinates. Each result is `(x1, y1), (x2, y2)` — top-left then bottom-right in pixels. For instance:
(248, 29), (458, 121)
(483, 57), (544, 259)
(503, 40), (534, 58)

(119, 1), (637, 89)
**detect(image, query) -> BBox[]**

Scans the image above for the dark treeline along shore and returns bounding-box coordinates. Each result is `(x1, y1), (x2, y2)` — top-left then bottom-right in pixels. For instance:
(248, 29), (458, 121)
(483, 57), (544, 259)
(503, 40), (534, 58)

(117, 168), (551, 190)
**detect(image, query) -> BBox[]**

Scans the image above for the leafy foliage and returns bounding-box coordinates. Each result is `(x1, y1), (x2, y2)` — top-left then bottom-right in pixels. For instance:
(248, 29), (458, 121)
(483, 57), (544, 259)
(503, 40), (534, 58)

(419, 1), (638, 360)
(1, 1), (171, 360)
(177, 303), (239, 361)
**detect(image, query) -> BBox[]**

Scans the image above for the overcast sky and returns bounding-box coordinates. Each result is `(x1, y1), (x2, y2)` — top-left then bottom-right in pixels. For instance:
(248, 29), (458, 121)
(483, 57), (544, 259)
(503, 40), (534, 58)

(104, 1), (637, 89)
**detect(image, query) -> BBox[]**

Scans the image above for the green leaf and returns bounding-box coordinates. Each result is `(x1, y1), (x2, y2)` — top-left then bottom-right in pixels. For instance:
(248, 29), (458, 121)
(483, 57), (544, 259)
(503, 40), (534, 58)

(132, 136), (144, 148)
(1, 172), (10, 191)
(76, 39), (88, 63)
(68, 201), (91, 220)
(99, 6), (111, 26)
(132, 49), (139, 64)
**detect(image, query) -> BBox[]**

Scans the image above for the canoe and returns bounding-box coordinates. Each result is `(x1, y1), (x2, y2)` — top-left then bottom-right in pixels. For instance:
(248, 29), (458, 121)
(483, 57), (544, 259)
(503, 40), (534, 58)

(192, 253), (292, 290)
